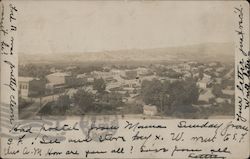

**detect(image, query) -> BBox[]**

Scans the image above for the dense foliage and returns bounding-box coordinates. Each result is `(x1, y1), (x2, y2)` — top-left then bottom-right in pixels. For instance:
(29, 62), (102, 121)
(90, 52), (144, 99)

(141, 78), (199, 115)
(93, 78), (106, 93)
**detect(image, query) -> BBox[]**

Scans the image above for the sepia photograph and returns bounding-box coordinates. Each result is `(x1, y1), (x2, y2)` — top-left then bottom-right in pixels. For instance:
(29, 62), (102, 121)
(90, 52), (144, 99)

(17, 2), (235, 120)
(1, 1), (248, 159)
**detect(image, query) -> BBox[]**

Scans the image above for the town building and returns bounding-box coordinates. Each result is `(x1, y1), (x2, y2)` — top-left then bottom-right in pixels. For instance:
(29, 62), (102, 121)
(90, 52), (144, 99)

(106, 82), (123, 92)
(203, 73), (212, 79)
(136, 67), (149, 76)
(76, 73), (87, 79)
(215, 98), (232, 104)
(141, 75), (157, 81)
(209, 62), (218, 67)
(198, 89), (215, 103)
(216, 67), (226, 73)
(110, 69), (125, 77)
(214, 78), (222, 84)
(19, 77), (45, 98)
(125, 70), (137, 79)
(181, 63), (191, 70)
(50, 67), (62, 73)
(91, 71), (112, 79)
(197, 76), (212, 89)
(66, 66), (77, 71)
(46, 72), (72, 93)
(222, 89), (234, 96)
(87, 77), (94, 83)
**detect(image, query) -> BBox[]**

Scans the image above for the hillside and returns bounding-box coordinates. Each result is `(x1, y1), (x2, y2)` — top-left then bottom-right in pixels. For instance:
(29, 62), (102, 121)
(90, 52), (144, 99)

(19, 43), (234, 64)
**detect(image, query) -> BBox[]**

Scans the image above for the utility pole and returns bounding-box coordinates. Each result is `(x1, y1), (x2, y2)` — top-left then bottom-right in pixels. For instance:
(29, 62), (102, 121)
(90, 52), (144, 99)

(39, 96), (42, 120)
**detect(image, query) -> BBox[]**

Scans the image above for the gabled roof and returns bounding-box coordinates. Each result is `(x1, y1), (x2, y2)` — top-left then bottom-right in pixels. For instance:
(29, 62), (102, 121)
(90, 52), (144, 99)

(19, 77), (35, 82)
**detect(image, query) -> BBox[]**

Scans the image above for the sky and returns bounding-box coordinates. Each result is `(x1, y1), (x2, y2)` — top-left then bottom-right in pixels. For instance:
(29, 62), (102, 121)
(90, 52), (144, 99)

(15, 1), (235, 54)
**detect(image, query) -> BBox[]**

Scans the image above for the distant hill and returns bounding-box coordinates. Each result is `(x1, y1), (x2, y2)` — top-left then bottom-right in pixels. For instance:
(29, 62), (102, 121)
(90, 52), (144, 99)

(19, 42), (234, 64)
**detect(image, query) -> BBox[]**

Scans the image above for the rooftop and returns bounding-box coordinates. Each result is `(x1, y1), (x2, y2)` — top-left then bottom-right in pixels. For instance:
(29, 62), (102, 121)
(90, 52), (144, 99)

(143, 105), (157, 111)
(19, 77), (35, 82)
(47, 72), (71, 77)
(222, 89), (234, 96)
(198, 78), (212, 83)
(198, 89), (215, 102)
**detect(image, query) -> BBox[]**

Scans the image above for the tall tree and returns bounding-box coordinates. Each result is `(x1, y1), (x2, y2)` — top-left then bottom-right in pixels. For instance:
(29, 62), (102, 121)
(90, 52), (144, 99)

(72, 89), (94, 112)
(56, 95), (71, 115)
(141, 79), (163, 106)
(93, 78), (106, 93)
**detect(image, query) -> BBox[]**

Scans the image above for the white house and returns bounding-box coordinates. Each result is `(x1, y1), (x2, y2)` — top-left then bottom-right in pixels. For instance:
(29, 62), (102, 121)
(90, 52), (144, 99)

(91, 71), (112, 79)
(143, 105), (157, 116)
(141, 75), (157, 81)
(208, 62), (218, 67)
(123, 79), (140, 88)
(215, 98), (232, 104)
(216, 67), (226, 73)
(110, 69), (125, 77)
(198, 89), (215, 103)
(197, 77), (212, 89)
(203, 73), (212, 79)
(222, 89), (234, 96)
(76, 73), (87, 78)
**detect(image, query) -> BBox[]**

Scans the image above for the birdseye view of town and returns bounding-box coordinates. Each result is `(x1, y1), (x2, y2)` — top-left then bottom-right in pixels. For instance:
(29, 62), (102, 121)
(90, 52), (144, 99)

(15, 2), (236, 120)
(18, 43), (235, 119)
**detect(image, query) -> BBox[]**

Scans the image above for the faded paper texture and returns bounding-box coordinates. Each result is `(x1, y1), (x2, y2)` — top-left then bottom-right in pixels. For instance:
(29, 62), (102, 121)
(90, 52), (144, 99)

(0, 0), (249, 159)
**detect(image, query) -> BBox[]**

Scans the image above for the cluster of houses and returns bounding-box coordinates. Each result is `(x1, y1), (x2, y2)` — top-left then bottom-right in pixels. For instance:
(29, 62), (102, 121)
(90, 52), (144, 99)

(19, 61), (234, 116)
(18, 67), (149, 98)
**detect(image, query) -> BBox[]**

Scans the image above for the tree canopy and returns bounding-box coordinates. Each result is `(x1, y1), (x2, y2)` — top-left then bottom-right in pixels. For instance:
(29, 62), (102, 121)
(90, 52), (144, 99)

(56, 94), (71, 115)
(141, 78), (199, 115)
(93, 78), (106, 93)
(72, 89), (94, 112)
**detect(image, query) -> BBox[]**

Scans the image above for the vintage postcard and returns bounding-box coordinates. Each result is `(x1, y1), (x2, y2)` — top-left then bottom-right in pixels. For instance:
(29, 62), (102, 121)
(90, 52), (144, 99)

(0, 0), (249, 158)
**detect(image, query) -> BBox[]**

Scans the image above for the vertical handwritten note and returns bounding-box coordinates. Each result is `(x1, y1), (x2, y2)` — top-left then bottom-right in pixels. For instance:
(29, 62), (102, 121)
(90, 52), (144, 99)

(1, 1), (19, 157)
(1, 1), (18, 126)
(234, 5), (250, 123)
